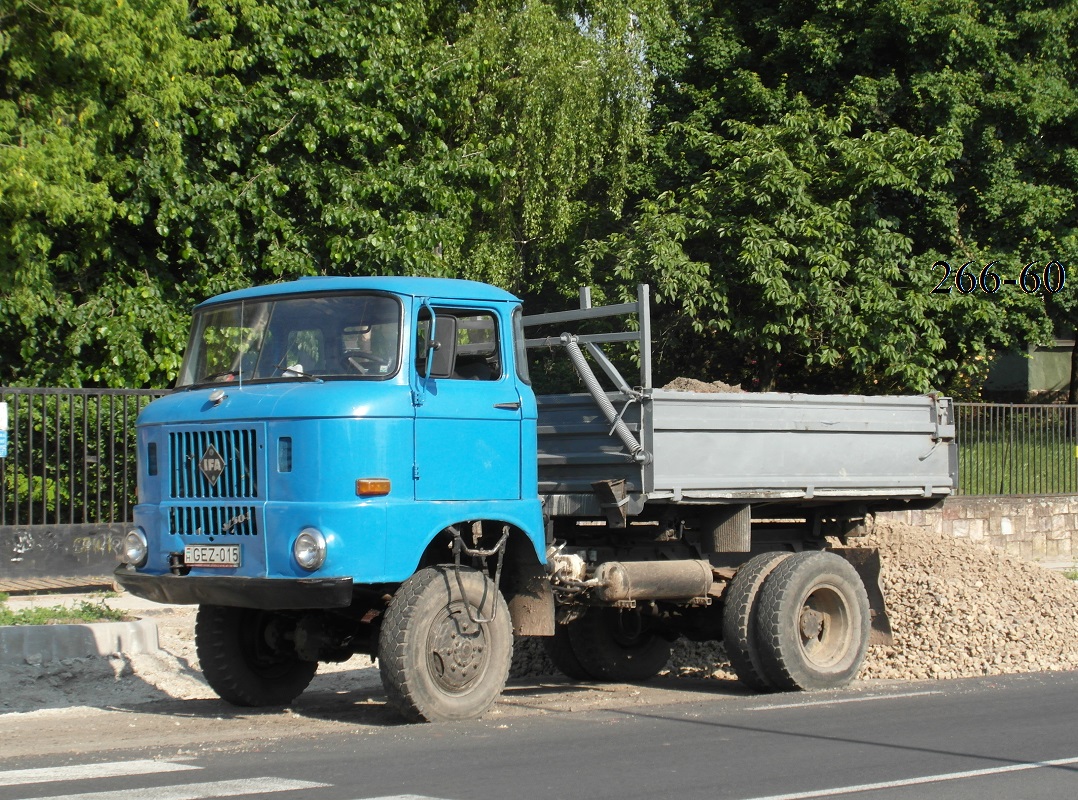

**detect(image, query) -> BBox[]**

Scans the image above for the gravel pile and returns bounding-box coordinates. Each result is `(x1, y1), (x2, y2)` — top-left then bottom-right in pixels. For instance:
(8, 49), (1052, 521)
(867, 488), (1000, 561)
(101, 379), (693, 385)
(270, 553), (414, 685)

(511, 521), (1078, 682)
(859, 521), (1078, 679)
(662, 377), (744, 393)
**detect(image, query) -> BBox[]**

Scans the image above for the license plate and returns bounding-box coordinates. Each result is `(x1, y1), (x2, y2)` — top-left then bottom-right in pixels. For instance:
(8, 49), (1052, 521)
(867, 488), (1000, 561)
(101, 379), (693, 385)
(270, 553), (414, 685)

(185, 544), (241, 568)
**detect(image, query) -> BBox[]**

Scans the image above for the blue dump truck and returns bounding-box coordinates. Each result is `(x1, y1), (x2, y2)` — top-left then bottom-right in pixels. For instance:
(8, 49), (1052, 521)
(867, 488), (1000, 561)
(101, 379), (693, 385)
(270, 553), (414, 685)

(115, 277), (957, 722)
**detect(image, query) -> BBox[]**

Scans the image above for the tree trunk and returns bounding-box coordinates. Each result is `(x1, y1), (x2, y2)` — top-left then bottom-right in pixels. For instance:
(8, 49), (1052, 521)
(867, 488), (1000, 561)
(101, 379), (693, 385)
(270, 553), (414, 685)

(1069, 330), (1078, 405)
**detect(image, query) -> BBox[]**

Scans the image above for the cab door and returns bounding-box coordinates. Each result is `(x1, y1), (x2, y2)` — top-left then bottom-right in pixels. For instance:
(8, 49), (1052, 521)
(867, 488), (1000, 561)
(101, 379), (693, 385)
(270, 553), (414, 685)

(413, 303), (523, 501)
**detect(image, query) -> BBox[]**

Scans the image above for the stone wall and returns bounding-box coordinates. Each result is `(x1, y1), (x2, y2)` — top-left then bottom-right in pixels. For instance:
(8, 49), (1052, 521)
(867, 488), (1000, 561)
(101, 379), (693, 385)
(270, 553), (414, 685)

(0, 523), (127, 591)
(873, 495), (1078, 566)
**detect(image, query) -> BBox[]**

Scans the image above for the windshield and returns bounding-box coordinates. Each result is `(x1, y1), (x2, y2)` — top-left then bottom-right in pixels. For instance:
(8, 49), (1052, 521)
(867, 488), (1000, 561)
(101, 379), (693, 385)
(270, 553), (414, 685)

(176, 292), (403, 388)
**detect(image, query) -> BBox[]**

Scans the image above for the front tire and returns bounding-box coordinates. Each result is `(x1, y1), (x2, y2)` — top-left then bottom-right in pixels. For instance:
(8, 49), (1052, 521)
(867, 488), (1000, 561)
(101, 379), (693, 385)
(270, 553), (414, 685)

(754, 551), (870, 691)
(543, 623), (592, 681)
(195, 605), (318, 707)
(566, 607), (671, 682)
(379, 566), (513, 722)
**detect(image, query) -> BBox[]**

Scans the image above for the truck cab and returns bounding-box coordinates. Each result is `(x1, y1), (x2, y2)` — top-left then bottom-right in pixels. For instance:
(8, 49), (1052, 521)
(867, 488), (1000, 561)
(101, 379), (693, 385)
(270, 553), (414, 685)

(117, 277), (548, 720)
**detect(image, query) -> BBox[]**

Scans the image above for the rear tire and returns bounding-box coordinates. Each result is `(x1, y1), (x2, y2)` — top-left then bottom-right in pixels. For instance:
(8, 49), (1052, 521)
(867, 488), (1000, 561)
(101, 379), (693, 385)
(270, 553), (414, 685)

(379, 566), (513, 722)
(722, 551), (794, 691)
(195, 605), (318, 707)
(754, 551), (870, 691)
(566, 607), (671, 682)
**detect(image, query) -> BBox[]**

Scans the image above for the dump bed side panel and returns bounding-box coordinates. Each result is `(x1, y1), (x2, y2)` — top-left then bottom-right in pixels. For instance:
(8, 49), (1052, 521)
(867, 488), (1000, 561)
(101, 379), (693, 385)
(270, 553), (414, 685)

(536, 393), (647, 497)
(647, 390), (955, 502)
(536, 390), (956, 515)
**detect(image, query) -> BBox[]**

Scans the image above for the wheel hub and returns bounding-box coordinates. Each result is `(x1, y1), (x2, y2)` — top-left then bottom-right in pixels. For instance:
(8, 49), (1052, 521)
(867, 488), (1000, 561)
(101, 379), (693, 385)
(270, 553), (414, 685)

(428, 605), (488, 692)
(797, 585), (850, 668)
(800, 608), (825, 641)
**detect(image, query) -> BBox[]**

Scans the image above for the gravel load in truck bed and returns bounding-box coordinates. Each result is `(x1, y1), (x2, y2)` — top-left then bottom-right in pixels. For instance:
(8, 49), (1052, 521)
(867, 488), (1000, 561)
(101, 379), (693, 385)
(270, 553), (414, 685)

(511, 521), (1078, 682)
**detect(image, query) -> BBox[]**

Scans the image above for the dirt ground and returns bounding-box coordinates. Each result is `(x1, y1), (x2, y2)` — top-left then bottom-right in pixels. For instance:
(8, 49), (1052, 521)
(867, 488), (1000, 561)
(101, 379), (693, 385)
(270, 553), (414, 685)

(0, 593), (763, 760)
(4, 520), (1078, 758)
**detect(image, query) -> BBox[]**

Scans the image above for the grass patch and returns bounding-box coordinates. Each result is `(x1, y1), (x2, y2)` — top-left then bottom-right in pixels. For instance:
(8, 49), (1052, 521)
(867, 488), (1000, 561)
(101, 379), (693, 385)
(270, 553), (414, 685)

(0, 597), (130, 626)
(1063, 570), (1078, 581)
(959, 440), (1078, 495)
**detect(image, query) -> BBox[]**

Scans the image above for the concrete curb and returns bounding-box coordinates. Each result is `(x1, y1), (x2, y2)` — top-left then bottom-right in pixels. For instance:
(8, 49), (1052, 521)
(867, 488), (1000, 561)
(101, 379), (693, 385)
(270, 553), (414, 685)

(0, 620), (160, 665)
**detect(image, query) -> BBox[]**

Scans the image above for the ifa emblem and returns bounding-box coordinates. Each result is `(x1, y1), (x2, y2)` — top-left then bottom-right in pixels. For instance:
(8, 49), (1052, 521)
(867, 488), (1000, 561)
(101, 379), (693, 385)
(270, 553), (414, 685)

(199, 444), (226, 486)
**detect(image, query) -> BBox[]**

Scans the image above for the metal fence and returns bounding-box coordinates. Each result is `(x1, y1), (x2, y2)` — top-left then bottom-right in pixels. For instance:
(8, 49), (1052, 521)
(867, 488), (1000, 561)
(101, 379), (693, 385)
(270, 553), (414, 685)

(0, 392), (1074, 528)
(955, 402), (1078, 496)
(0, 387), (166, 526)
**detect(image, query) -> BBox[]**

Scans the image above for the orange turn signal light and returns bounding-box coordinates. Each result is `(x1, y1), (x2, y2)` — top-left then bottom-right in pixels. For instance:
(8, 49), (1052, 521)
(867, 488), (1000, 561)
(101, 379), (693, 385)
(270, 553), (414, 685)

(356, 478), (391, 497)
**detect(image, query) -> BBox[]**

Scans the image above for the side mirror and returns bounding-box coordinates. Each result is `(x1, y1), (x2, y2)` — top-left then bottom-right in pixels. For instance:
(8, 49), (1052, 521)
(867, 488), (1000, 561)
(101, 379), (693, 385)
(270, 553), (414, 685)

(426, 315), (458, 379)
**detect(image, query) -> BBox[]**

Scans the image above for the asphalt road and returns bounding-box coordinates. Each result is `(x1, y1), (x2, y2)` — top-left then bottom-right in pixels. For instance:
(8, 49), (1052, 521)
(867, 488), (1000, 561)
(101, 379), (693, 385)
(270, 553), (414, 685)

(2, 671), (1077, 800)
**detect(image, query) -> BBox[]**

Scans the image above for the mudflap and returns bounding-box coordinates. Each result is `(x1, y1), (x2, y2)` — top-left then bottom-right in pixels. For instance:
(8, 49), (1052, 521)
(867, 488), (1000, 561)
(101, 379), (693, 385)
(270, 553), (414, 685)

(829, 546), (894, 646)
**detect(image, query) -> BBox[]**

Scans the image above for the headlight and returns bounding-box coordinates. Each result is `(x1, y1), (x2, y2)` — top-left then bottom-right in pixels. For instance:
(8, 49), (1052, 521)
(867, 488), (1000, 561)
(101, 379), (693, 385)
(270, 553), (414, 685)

(123, 529), (149, 567)
(293, 528), (327, 571)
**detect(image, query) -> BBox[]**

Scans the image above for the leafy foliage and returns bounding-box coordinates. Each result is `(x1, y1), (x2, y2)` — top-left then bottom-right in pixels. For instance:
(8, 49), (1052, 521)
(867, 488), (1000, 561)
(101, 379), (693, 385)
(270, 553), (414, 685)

(1, 0), (1074, 395)
(149, 0), (657, 318)
(0, 0), (202, 386)
(1, 0), (655, 386)
(583, 0), (1072, 394)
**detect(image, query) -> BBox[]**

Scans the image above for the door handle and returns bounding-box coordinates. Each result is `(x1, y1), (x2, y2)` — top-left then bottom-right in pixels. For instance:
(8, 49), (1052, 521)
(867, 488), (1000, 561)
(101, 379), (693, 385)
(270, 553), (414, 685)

(494, 402), (521, 410)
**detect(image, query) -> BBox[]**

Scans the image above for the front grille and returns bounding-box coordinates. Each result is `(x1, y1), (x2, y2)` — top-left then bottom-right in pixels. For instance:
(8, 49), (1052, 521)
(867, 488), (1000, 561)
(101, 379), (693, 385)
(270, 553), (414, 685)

(170, 428), (259, 499)
(169, 505), (259, 537)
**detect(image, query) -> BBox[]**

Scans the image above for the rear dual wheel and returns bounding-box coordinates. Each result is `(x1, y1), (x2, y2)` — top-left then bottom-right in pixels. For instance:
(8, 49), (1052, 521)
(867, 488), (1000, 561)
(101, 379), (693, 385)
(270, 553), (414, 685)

(723, 551), (870, 692)
(754, 551), (870, 691)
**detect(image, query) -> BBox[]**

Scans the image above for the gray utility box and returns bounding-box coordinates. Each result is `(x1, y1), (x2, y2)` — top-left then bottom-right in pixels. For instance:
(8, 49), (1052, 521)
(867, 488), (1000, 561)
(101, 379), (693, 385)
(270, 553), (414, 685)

(537, 389), (956, 518)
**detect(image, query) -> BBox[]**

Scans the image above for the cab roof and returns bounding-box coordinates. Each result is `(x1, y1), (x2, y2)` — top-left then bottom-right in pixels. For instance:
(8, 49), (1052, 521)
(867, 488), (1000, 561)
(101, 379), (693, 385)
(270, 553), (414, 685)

(196, 276), (521, 309)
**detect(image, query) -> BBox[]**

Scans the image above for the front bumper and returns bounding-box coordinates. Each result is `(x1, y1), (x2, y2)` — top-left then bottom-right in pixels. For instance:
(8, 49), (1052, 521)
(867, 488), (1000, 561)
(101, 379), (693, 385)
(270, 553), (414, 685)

(114, 566), (354, 609)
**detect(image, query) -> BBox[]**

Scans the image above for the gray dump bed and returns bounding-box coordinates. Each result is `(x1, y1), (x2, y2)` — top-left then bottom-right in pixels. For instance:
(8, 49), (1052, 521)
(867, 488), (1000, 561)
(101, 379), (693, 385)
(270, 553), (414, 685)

(526, 287), (957, 520)
(537, 389), (957, 517)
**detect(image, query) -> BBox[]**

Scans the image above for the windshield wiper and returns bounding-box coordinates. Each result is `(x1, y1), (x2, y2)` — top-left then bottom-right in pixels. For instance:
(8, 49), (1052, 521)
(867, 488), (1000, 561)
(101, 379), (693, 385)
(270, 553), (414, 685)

(202, 369), (240, 382)
(176, 369), (242, 392)
(274, 361), (324, 383)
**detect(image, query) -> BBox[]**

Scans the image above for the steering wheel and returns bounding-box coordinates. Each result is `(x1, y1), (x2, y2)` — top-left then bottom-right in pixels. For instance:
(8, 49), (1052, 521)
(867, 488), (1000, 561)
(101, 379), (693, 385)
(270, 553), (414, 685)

(344, 349), (389, 374)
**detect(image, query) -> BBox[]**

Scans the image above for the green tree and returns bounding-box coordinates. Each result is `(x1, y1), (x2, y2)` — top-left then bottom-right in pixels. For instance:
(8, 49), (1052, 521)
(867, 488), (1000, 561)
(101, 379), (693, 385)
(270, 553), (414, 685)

(152, 0), (658, 311)
(1, 0), (659, 387)
(0, 0), (201, 386)
(582, 0), (1069, 395)
(5, 0), (1072, 396)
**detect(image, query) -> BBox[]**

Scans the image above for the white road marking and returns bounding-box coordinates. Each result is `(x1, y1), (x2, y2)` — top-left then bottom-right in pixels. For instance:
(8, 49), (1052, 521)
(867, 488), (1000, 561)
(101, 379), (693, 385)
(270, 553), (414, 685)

(736, 754), (1078, 800)
(357, 796), (449, 800)
(748, 690), (944, 712)
(27, 777), (329, 800)
(0, 760), (198, 787)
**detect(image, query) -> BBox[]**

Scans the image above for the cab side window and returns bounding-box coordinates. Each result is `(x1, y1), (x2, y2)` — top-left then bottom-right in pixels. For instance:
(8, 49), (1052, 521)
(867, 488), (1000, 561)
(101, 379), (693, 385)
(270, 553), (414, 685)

(416, 309), (501, 381)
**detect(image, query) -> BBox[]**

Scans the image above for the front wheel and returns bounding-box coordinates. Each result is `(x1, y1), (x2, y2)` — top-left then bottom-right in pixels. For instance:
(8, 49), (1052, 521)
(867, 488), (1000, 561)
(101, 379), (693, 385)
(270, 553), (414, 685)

(195, 605), (318, 707)
(543, 623), (592, 681)
(753, 551), (870, 691)
(379, 566), (513, 722)
(566, 607), (671, 682)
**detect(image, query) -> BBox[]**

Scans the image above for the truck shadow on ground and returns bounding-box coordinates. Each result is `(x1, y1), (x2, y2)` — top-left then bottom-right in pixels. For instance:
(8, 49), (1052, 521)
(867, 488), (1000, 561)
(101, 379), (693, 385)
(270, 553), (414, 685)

(288, 672), (753, 726)
(94, 672), (755, 730)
